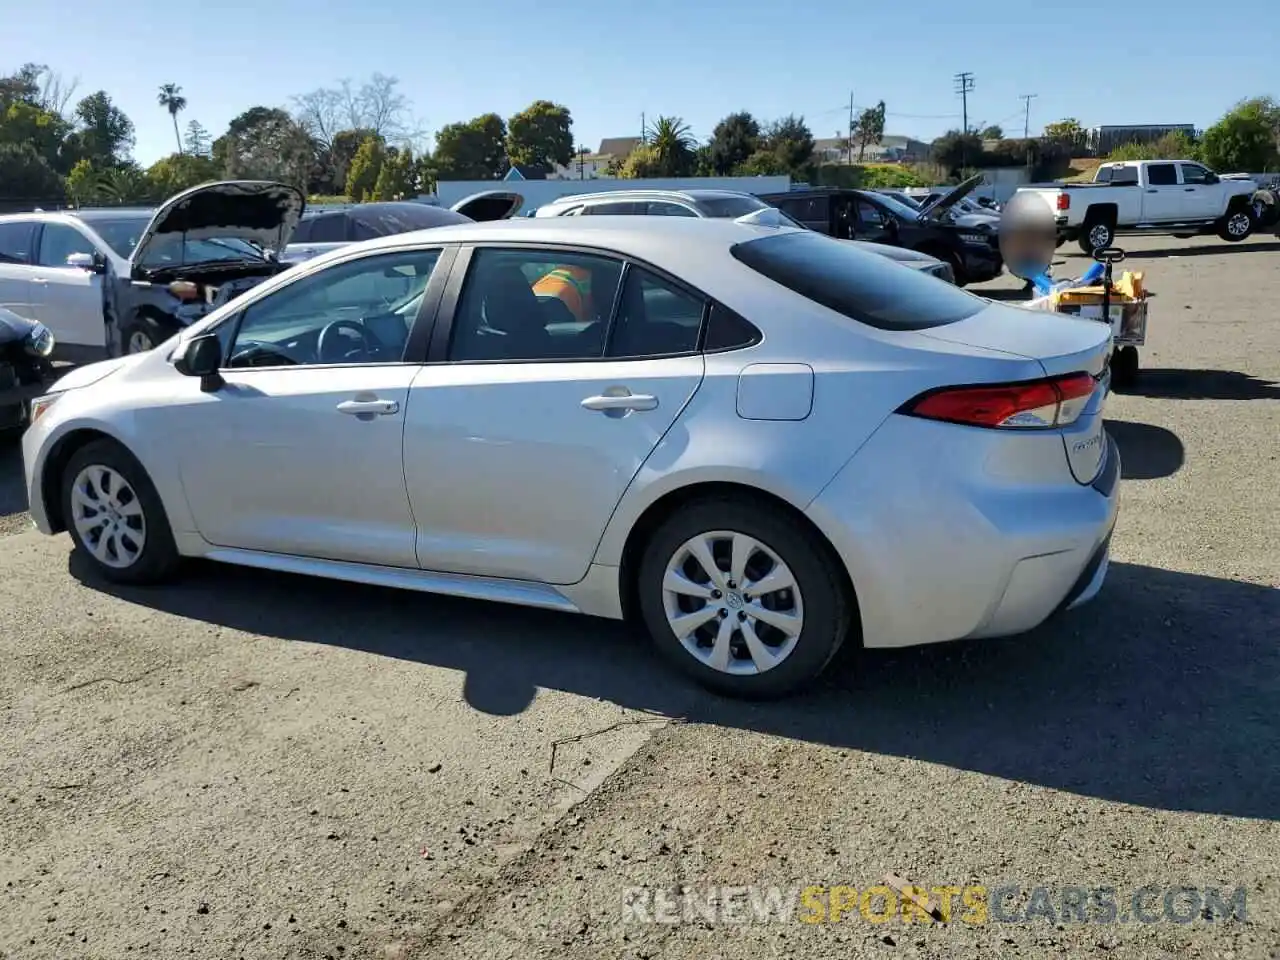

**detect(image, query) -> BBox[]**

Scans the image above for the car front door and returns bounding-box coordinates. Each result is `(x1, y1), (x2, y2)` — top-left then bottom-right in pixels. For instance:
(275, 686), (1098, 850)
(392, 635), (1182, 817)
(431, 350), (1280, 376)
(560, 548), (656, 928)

(0, 220), (37, 320)
(403, 245), (707, 584)
(171, 246), (450, 567)
(854, 198), (896, 243)
(1177, 163), (1220, 220)
(30, 221), (108, 350)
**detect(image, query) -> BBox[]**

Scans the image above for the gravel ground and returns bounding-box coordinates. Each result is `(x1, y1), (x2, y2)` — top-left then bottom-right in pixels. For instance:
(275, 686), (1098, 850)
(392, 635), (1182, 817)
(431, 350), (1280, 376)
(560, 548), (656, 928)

(1, 235), (1277, 960)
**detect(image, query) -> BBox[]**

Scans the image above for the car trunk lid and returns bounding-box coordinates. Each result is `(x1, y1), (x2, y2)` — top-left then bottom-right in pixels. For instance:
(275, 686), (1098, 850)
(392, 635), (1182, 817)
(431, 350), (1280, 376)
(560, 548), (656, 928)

(917, 301), (1113, 483)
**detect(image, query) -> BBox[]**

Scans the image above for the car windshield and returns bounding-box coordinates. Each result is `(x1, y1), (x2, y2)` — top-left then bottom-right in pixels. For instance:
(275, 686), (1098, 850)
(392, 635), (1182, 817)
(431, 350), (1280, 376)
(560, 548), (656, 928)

(731, 230), (984, 331)
(85, 214), (265, 263)
(871, 194), (922, 222)
(696, 196), (772, 219)
(736, 207), (809, 230)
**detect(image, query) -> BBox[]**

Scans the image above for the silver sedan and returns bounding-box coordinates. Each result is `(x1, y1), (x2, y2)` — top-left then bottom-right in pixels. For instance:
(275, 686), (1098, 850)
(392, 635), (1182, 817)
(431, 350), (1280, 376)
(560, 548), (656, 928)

(21, 217), (1118, 698)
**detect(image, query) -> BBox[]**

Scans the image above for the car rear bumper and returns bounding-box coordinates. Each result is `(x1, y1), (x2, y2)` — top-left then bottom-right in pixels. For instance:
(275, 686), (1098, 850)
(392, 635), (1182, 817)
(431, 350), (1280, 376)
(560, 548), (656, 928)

(805, 419), (1120, 650)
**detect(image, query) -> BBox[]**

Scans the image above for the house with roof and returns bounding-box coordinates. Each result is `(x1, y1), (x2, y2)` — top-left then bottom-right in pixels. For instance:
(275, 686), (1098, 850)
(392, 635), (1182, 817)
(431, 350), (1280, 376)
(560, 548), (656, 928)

(549, 136), (644, 180)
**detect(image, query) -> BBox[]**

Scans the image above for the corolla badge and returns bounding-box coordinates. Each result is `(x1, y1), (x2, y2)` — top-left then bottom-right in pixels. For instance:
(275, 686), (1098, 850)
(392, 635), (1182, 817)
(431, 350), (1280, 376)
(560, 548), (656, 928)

(1073, 435), (1102, 455)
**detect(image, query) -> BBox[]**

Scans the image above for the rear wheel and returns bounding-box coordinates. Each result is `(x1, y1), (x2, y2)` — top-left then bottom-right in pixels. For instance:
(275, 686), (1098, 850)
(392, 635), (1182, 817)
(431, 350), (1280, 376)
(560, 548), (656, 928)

(60, 439), (180, 584)
(636, 497), (853, 699)
(1078, 218), (1114, 255)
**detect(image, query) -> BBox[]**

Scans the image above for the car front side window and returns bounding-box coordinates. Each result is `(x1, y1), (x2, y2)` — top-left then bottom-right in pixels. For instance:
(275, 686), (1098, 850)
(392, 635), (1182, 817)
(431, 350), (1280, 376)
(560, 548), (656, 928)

(222, 249), (442, 369)
(0, 221), (36, 265)
(37, 223), (98, 266)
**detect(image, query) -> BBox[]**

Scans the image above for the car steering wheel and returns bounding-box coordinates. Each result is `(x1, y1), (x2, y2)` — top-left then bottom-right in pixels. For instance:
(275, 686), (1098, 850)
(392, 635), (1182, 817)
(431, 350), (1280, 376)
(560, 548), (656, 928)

(317, 319), (382, 363)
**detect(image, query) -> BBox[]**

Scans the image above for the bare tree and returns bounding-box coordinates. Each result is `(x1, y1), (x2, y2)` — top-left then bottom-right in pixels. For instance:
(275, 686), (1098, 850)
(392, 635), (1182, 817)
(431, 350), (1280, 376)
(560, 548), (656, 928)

(291, 73), (425, 148)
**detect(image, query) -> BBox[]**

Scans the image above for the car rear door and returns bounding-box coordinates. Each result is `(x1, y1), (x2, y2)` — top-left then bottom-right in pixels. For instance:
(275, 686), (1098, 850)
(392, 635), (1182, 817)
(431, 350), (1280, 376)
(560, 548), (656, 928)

(0, 220), (37, 321)
(402, 244), (706, 585)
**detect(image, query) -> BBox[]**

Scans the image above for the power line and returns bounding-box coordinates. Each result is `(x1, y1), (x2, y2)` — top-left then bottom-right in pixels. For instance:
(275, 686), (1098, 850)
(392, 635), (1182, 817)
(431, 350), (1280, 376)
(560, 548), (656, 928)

(1019, 93), (1038, 138)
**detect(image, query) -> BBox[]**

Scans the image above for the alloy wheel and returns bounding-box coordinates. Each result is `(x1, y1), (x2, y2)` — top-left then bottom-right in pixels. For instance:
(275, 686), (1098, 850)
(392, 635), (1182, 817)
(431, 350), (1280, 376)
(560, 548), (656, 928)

(1227, 212), (1251, 237)
(127, 330), (155, 354)
(69, 464), (147, 569)
(1088, 224), (1111, 250)
(661, 529), (804, 676)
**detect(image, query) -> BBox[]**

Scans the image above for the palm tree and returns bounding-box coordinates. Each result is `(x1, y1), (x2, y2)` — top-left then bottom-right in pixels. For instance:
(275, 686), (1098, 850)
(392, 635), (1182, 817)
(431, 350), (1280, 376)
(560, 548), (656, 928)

(157, 83), (187, 155)
(648, 116), (696, 177)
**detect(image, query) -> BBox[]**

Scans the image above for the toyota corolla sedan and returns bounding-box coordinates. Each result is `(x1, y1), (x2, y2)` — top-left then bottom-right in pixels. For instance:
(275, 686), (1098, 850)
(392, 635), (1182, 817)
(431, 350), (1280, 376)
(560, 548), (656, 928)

(21, 218), (1118, 699)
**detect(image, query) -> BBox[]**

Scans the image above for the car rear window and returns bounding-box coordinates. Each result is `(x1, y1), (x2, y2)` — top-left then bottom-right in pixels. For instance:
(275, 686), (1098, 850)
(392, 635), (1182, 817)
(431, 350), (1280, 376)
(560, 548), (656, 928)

(730, 230), (984, 331)
(696, 196), (770, 218)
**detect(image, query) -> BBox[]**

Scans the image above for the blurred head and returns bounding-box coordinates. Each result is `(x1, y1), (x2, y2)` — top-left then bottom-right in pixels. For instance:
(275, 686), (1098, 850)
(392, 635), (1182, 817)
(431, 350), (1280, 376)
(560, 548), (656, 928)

(999, 191), (1057, 280)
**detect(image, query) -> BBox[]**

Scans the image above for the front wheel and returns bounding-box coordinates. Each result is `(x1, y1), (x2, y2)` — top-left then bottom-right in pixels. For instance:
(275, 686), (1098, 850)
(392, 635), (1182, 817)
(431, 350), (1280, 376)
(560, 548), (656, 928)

(1218, 207), (1254, 242)
(636, 497), (853, 699)
(60, 439), (181, 584)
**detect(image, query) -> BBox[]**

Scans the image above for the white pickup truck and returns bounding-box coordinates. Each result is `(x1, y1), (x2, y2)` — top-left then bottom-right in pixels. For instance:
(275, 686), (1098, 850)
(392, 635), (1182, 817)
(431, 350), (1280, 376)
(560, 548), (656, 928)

(1016, 160), (1259, 253)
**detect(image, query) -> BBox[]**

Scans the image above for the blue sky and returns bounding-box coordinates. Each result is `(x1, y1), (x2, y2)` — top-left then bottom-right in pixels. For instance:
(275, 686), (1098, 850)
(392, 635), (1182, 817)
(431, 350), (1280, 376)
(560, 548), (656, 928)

(3, 0), (1275, 167)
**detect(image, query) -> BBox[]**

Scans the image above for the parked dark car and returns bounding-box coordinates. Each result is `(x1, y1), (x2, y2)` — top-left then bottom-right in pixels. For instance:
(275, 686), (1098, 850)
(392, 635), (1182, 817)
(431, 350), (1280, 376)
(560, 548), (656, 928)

(0, 306), (55, 431)
(757, 178), (1003, 286)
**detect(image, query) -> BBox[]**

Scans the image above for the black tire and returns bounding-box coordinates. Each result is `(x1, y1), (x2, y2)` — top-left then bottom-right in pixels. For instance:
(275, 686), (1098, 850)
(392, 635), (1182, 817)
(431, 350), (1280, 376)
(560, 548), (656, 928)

(1217, 204), (1254, 242)
(1078, 217), (1114, 255)
(119, 315), (169, 356)
(60, 438), (181, 585)
(1111, 345), (1139, 390)
(635, 496), (853, 699)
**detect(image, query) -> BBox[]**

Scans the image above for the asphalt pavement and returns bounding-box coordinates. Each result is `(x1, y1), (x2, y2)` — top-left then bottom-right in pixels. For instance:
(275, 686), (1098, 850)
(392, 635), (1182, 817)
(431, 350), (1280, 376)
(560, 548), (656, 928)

(1, 235), (1277, 960)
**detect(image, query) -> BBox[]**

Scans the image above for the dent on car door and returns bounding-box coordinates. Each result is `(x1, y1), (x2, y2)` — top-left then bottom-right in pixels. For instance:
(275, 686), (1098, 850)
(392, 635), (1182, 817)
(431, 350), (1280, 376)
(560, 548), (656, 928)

(172, 246), (451, 567)
(0, 220), (37, 320)
(30, 222), (108, 349)
(403, 246), (707, 585)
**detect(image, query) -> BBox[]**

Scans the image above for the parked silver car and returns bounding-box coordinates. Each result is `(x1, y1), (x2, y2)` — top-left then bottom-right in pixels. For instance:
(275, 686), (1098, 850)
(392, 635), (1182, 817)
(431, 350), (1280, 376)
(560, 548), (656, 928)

(23, 217), (1117, 699)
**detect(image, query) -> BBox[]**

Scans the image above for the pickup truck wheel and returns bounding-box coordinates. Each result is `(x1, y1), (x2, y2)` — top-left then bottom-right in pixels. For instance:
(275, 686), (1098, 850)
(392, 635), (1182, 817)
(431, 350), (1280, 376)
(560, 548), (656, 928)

(1078, 220), (1114, 254)
(1218, 207), (1254, 242)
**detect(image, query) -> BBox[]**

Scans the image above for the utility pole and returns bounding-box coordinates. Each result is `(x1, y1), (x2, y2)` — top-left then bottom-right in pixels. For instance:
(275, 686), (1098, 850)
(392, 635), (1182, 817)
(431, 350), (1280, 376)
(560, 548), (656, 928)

(847, 91), (856, 165)
(953, 72), (975, 134)
(953, 72), (975, 174)
(1020, 93), (1038, 174)
(641, 112), (647, 142)
(1019, 93), (1038, 138)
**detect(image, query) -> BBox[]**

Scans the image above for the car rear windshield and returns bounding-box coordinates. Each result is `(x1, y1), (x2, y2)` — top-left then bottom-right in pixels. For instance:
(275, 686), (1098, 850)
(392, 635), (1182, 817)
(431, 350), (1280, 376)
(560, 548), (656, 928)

(730, 230), (985, 331)
(696, 196), (770, 219)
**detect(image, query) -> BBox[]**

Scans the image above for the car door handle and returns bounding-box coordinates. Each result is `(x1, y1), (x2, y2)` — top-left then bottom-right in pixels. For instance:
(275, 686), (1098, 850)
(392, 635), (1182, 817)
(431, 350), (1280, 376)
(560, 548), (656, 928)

(581, 392), (659, 412)
(336, 398), (400, 416)
(1146, 189), (1158, 193)
(31, 277), (48, 284)
(1184, 187), (1196, 192)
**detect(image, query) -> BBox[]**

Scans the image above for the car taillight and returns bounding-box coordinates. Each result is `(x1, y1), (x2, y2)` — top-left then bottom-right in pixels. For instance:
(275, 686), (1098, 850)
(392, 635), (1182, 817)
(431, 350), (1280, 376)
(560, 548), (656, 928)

(903, 373), (1096, 429)
(1056, 194), (1070, 211)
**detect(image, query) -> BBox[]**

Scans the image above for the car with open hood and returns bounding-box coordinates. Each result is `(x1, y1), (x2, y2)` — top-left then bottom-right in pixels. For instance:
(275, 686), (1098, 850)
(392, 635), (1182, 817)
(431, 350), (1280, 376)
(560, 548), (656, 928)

(0, 305), (55, 431)
(0, 181), (306, 360)
(757, 176), (1003, 286)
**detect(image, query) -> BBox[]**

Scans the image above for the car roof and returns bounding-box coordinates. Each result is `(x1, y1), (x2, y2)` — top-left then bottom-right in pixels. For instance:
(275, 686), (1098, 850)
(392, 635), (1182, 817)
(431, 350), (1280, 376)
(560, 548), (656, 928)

(545, 188), (758, 206)
(69, 207), (156, 220)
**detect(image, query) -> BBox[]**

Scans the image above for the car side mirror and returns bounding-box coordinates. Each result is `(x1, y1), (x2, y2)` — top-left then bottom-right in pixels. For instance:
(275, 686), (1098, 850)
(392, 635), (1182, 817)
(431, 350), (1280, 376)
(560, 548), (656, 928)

(174, 334), (224, 392)
(67, 252), (106, 274)
(1203, 172), (1219, 185)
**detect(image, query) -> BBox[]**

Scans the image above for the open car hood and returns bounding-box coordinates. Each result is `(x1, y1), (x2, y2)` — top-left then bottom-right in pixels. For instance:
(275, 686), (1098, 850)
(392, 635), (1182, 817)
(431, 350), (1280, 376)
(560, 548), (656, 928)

(918, 173), (984, 220)
(131, 180), (306, 267)
(449, 190), (524, 221)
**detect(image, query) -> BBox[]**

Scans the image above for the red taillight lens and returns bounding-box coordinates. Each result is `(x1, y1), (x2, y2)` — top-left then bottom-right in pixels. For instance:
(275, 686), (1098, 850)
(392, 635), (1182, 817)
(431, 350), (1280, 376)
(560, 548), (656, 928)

(1056, 193), (1070, 211)
(904, 373), (1096, 429)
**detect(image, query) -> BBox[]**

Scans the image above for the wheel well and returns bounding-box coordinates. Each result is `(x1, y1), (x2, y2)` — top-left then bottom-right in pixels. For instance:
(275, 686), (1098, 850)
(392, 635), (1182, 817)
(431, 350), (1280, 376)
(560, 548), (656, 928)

(617, 481), (861, 636)
(39, 428), (115, 533)
(1082, 204), (1118, 225)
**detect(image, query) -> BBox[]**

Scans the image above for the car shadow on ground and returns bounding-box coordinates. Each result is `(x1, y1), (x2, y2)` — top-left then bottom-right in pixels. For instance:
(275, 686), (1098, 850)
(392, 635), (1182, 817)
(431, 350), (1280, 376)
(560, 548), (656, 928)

(1062, 240), (1280, 261)
(1105, 418), (1184, 480)
(1122, 369), (1280, 401)
(0, 441), (28, 518)
(73, 552), (1279, 822)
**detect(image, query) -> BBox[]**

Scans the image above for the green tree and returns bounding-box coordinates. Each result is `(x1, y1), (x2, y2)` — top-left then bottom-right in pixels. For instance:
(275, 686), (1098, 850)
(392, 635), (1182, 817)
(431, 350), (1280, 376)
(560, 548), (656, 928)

(1042, 118), (1087, 154)
(325, 127), (380, 195)
(1199, 98), (1280, 172)
(213, 106), (315, 187)
(738, 149), (787, 176)
(65, 158), (101, 204)
(619, 143), (662, 178)
(345, 135), (385, 201)
(930, 129), (984, 174)
(760, 115), (815, 176)
(979, 125), (1004, 140)
(0, 142), (65, 202)
(708, 111), (760, 175)
(646, 115), (696, 176)
(1106, 130), (1200, 163)
(0, 99), (73, 172)
(433, 113), (507, 179)
(369, 146), (416, 200)
(72, 91), (135, 167)
(96, 164), (153, 204)
(157, 83), (187, 155)
(184, 120), (212, 157)
(854, 101), (886, 162)
(506, 100), (574, 170)
(147, 152), (221, 197)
